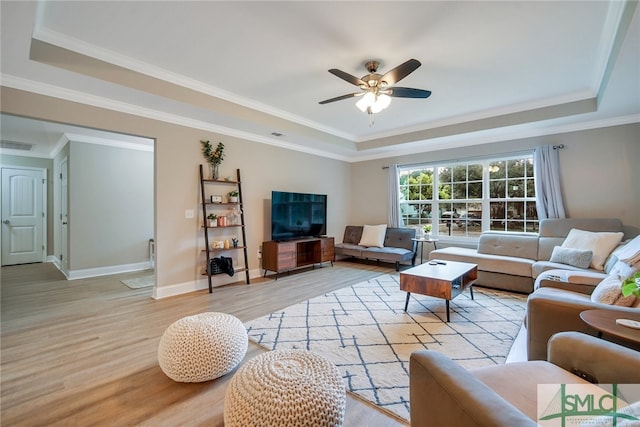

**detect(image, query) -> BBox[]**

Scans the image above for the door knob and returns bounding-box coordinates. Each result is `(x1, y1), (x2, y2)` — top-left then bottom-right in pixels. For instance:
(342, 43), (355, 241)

(2, 220), (9, 224)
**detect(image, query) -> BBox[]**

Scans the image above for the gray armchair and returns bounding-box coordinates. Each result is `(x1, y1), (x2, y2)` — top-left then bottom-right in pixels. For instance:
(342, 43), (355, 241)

(526, 269), (640, 360)
(409, 332), (640, 427)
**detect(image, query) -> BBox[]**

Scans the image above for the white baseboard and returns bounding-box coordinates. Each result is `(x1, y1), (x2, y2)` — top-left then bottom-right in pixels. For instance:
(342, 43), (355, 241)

(152, 268), (263, 299)
(65, 261), (153, 280)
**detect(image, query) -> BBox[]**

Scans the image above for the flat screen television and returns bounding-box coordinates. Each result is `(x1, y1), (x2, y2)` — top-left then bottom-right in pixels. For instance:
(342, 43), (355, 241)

(271, 191), (327, 241)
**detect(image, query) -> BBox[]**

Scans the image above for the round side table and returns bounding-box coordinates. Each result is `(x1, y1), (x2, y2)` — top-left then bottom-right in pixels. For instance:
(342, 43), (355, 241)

(580, 309), (640, 345)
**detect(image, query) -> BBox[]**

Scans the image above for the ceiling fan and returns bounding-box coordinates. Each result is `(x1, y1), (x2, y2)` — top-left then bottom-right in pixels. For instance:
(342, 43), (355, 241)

(319, 58), (432, 125)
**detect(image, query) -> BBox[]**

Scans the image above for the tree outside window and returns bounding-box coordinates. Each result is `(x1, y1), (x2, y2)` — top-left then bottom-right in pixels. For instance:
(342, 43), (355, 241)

(398, 155), (537, 239)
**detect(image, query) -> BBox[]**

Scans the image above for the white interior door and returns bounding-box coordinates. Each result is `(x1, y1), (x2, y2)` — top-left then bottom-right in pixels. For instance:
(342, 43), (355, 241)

(59, 157), (69, 270)
(1, 167), (45, 266)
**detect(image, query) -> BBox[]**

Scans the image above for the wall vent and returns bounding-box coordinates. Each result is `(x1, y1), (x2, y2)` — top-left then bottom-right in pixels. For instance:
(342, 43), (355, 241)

(0, 140), (34, 151)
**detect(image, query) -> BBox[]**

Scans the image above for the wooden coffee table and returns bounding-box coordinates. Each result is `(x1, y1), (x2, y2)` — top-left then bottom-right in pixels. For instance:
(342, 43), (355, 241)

(400, 260), (478, 322)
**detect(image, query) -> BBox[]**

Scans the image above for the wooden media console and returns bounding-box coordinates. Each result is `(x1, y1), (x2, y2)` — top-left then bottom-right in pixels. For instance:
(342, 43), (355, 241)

(262, 237), (334, 279)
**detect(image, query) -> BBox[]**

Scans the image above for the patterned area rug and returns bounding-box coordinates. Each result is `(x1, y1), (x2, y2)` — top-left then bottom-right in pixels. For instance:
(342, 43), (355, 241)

(246, 274), (527, 422)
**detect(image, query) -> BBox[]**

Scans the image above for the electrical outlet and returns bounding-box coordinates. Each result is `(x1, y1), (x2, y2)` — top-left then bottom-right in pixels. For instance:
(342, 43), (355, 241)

(257, 250), (262, 259)
(185, 209), (194, 219)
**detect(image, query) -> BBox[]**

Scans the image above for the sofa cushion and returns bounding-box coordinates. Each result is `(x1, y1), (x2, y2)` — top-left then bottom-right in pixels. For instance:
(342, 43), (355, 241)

(383, 227), (416, 251)
(590, 275), (636, 307)
(532, 286), (593, 303)
(333, 242), (363, 257)
(362, 246), (414, 262)
(342, 225), (363, 245)
(549, 246), (593, 269)
(431, 246), (534, 278)
(478, 232), (539, 260)
(531, 260), (602, 279)
(358, 224), (387, 248)
(561, 228), (624, 271)
(471, 361), (591, 421)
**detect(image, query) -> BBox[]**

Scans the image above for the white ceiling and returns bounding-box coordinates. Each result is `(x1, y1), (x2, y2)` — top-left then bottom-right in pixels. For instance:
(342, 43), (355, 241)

(1, 1), (639, 161)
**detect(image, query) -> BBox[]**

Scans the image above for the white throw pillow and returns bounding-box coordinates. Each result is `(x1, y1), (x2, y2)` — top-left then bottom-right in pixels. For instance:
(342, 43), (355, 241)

(590, 275), (636, 307)
(562, 228), (624, 271)
(358, 224), (387, 248)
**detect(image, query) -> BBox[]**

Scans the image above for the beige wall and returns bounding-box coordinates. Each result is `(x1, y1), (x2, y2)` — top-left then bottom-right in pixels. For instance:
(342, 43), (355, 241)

(1, 88), (351, 297)
(351, 123), (640, 236)
(2, 87), (638, 297)
(68, 141), (154, 273)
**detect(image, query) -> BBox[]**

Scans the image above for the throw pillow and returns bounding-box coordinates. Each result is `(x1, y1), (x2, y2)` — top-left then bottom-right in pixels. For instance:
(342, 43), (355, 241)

(561, 228), (624, 271)
(358, 224), (387, 248)
(590, 275), (636, 307)
(549, 246), (593, 269)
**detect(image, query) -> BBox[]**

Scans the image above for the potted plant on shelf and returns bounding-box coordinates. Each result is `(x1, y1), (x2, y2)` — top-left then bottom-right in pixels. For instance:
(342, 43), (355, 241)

(200, 140), (224, 180)
(207, 213), (218, 227)
(228, 190), (239, 203)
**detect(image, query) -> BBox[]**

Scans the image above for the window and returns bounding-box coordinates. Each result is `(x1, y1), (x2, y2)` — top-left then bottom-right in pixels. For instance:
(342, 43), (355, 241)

(399, 154), (537, 239)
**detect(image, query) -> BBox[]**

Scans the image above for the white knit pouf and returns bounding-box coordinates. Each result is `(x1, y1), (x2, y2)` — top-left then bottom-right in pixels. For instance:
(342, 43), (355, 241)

(158, 312), (248, 382)
(224, 349), (346, 427)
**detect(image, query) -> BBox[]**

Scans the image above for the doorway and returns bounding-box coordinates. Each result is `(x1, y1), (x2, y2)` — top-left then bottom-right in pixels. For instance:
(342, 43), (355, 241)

(1, 167), (47, 266)
(1, 114), (154, 276)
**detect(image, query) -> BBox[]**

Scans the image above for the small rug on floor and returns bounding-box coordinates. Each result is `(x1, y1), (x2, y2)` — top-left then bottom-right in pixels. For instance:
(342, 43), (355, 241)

(246, 274), (527, 423)
(121, 275), (154, 289)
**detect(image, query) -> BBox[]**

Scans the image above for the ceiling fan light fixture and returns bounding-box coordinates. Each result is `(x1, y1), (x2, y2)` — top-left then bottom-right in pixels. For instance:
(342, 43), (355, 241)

(356, 91), (376, 112)
(321, 58), (428, 125)
(358, 92), (391, 114)
(376, 93), (391, 110)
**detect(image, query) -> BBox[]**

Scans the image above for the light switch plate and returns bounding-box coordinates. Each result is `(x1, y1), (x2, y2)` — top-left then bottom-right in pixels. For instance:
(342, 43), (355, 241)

(185, 209), (194, 219)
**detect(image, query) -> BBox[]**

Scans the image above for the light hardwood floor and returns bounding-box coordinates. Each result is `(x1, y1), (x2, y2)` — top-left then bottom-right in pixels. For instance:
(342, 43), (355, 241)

(1, 260), (409, 426)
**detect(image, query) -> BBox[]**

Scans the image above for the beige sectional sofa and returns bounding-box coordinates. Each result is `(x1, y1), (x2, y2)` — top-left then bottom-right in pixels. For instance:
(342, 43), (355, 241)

(429, 218), (625, 293)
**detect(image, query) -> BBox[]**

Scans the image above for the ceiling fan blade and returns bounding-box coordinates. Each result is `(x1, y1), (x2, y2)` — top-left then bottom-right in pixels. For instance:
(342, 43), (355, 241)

(318, 92), (362, 104)
(328, 69), (367, 87)
(380, 59), (421, 86)
(389, 87), (432, 99)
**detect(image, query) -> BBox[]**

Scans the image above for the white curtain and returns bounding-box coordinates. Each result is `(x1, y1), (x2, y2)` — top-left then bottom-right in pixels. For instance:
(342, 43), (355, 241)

(388, 164), (404, 227)
(534, 145), (566, 219)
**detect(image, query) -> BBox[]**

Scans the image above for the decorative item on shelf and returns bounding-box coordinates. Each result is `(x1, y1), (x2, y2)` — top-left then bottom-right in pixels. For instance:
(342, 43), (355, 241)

(211, 195), (223, 203)
(232, 237), (239, 248)
(207, 213), (218, 227)
(201, 140), (225, 180)
(224, 239), (230, 249)
(230, 206), (242, 225)
(217, 216), (228, 227)
(228, 190), (239, 203)
(212, 240), (225, 249)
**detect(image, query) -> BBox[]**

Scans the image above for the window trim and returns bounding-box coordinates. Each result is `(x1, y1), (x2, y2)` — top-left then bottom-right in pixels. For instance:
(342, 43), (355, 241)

(398, 152), (537, 242)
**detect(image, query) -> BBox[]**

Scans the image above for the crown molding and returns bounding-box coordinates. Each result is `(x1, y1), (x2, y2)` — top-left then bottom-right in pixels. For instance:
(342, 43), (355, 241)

(2, 74), (638, 164)
(1, 74), (354, 162)
(31, 26), (355, 141)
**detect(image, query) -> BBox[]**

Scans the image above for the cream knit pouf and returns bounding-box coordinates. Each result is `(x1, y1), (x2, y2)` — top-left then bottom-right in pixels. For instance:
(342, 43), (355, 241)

(224, 349), (346, 427)
(158, 312), (248, 382)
